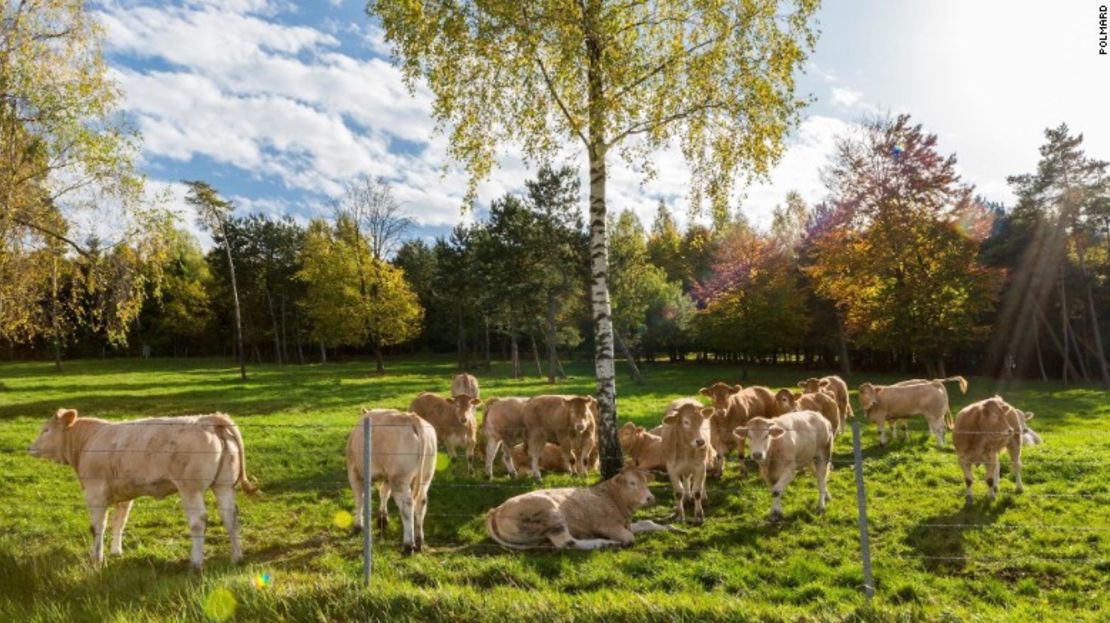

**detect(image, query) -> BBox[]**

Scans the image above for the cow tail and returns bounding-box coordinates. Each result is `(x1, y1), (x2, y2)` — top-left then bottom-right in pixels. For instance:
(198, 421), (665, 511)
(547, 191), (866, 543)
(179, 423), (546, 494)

(945, 406), (956, 431)
(485, 508), (527, 550)
(229, 422), (259, 495)
(413, 418), (434, 510)
(940, 376), (968, 394)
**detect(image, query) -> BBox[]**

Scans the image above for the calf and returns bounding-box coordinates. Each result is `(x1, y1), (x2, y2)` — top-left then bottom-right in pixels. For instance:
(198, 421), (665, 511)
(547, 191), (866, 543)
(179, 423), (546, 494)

(481, 397), (530, 479)
(734, 411), (833, 521)
(858, 377), (965, 447)
(797, 375), (852, 430)
(660, 399), (717, 524)
(409, 392), (480, 473)
(619, 422), (665, 471)
(699, 382), (777, 477)
(347, 408), (437, 554)
(776, 389), (841, 437)
(511, 442), (569, 473)
(485, 466), (671, 549)
(523, 395), (596, 480)
(28, 408), (257, 568)
(952, 396), (1042, 505)
(452, 373), (480, 399)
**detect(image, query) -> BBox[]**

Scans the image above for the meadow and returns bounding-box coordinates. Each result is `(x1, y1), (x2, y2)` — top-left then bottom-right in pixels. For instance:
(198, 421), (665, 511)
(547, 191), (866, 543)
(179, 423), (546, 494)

(0, 357), (1107, 622)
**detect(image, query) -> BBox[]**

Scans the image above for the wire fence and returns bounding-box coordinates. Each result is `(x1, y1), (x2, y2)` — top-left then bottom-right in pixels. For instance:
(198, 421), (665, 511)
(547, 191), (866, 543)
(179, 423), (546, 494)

(2, 411), (1108, 602)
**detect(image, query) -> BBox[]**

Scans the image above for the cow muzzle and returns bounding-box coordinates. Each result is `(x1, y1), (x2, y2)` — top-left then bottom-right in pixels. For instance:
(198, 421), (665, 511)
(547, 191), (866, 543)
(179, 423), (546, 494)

(574, 422), (587, 434)
(751, 451), (765, 461)
(694, 438), (706, 448)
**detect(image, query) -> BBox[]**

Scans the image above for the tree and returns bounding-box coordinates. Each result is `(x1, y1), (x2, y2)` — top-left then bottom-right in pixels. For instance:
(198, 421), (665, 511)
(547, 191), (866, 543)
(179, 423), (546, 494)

(609, 208), (671, 381)
(372, 0), (819, 477)
(140, 229), (214, 357)
(186, 181), (247, 381)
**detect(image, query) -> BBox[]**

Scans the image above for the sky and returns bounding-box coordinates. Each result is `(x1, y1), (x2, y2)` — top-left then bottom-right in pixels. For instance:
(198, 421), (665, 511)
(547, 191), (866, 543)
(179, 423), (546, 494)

(94, 0), (1110, 248)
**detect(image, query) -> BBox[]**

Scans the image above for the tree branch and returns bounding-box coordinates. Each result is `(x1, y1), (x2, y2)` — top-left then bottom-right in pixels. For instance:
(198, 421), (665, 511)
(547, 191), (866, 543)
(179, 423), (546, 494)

(519, 3), (588, 147)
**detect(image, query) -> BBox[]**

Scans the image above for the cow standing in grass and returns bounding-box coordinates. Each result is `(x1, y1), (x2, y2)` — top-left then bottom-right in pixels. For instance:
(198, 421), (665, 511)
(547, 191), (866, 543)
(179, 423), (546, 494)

(409, 392), (480, 473)
(699, 382), (777, 477)
(347, 408), (437, 554)
(522, 395), (597, 480)
(858, 376), (967, 447)
(660, 399), (717, 525)
(481, 397), (530, 479)
(952, 396), (1042, 505)
(797, 375), (852, 430)
(28, 408), (257, 568)
(452, 373), (480, 400)
(734, 411), (833, 521)
(775, 389), (841, 438)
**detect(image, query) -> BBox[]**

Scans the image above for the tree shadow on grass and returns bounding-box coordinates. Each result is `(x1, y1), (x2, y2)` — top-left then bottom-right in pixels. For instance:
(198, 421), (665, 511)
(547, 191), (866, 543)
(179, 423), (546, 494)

(904, 497), (1008, 574)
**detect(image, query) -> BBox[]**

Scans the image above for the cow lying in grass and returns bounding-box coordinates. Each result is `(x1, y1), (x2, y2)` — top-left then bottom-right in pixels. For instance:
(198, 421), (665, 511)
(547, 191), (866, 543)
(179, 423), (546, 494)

(28, 408), (257, 568)
(619, 422), (665, 471)
(734, 411), (833, 522)
(485, 466), (672, 550)
(952, 396), (1042, 505)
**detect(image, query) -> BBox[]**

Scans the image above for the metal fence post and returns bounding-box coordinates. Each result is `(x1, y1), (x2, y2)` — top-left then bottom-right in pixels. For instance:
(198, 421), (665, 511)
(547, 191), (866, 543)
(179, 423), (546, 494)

(363, 415), (372, 586)
(851, 416), (875, 599)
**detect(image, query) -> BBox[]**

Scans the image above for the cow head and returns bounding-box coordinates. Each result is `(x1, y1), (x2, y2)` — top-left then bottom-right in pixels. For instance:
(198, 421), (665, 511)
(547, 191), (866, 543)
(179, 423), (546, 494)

(619, 422), (645, 454)
(698, 382), (743, 417)
(663, 403), (713, 450)
(775, 389), (801, 414)
(607, 465), (656, 510)
(450, 394), (481, 426)
(858, 383), (880, 412)
(563, 396), (595, 434)
(798, 378), (822, 394)
(732, 416), (783, 462)
(28, 408), (79, 464)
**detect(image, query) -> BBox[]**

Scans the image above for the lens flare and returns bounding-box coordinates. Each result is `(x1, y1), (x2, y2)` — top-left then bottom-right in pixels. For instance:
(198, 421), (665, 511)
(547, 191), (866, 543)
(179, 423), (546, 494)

(333, 510), (354, 530)
(890, 142), (905, 159)
(252, 572), (273, 590)
(203, 587), (236, 622)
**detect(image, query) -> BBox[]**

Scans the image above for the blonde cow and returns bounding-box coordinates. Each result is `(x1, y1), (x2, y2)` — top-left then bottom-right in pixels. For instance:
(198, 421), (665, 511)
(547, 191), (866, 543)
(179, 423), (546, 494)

(485, 466), (672, 550)
(660, 399), (717, 525)
(775, 388), (841, 437)
(619, 422), (665, 471)
(858, 376), (967, 447)
(699, 382), (778, 477)
(481, 397), (530, 480)
(347, 408), (437, 554)
(511, 442), (570, 473)
(523, 395), (596, 480)
(409, 392), (480, 473)
(734, 411), (833, 521)
(451, 373), (480, 400)
(797, 375), (852, 430)
(952, 396), (1042, 505)
(28, 409), (257, 568)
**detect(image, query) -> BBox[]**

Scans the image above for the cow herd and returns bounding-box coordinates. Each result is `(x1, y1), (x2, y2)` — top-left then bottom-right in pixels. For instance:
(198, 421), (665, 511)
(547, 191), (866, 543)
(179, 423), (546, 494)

(26, 372), (1044, 566)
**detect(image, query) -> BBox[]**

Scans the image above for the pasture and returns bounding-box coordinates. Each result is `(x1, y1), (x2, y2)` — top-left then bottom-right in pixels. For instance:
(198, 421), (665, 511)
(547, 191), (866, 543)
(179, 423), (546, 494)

(1, 357), (1107, 622)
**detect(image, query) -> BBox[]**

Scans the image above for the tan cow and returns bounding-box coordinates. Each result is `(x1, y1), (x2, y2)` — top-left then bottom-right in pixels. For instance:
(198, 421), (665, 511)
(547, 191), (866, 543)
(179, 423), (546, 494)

(522, 395), (596, 480)
(511, 442), (569, 473)
(485, 466), (672, 549)
(452, 373), (480, 400)
(409, 392), (480, 473)
(776, 389), (841, 437)
(346, 408), (437, 554)
(481, 397), (530, 479)
(858, 376), (967, 447)
(734, 411), (833, 521)
(619, 422), (665, 471)
(797, 375), (852, 431)
(28, 408), (256, 568)
(698, 382), (777, 477)
(660, 399), (717, 524)
(952, 396), (1042, 505)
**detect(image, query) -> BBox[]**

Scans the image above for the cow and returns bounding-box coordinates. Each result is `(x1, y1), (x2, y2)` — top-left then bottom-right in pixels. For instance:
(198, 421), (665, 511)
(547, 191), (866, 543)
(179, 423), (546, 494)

(619, 422), (665, 471)
(485, 466), (672, 549)
(659, 398), (717, 524)
(452, 373), (480, 400)
(522, 395), (596, 480)
(952, 396), (1042, 505)
(511, 442), (569, 473)
(797, 375), (852, 430)
(346, 408), (437, 554)
(409, 392), (480, 473)
(481, 397), (530, 480)
(858, 376), (967, 447)
(698, 382), (777, 477)
(775, 388), (841, 437)
(734, 411), (833, 522)
(28, 408), (257, 568)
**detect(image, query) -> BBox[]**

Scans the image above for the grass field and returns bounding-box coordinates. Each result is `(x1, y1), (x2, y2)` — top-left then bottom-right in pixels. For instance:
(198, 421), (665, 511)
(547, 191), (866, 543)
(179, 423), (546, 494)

(1, 356), (1107, 622)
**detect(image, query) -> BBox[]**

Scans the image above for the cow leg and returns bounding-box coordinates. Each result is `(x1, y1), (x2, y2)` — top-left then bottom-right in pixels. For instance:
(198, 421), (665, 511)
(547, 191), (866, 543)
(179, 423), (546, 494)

(932, 417), (946, 447)
(212, 485), (242, 564)
(596, 525), (635, 547)
(667, 469), (687, 523)
(390, 481), (416, 554)
(1011, 449), (1024, 494)
(180, 490), (207, 569)
(484, 438), (501, 480)
(959, 458), (975, 506)
(348, 462), (365, 533)
(413, 480), (430, 552)
(466, 437), (476, 476)
(631, 520), (674, 534)
(769, 469), (796, 522)
(86, 498), (109, 565)
(377, 481), (392, 534)
(109, 500), (133, 556)
(814, 456), (831, 513)
(500, 439), (519, 478)
(986, 457), (1001, 501)
(692, 465), (707, 525)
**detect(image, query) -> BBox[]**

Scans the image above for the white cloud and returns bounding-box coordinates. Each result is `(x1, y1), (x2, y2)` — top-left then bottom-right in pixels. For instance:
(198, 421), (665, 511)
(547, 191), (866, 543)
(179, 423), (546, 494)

(830, 87), (862, 108)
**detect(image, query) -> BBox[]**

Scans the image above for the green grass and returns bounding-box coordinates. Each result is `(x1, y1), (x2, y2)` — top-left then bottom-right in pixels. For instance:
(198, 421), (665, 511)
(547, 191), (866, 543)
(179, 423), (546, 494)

(1, 356), (1107, 622)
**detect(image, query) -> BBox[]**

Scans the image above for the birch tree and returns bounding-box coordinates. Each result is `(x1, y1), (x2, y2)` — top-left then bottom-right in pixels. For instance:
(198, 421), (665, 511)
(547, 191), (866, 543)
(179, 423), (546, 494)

(371, 0), (819, 476)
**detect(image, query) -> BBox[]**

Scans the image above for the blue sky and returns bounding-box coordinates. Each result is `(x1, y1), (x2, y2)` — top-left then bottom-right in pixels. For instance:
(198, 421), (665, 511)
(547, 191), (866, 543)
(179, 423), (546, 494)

(95, 0), (1110, 247)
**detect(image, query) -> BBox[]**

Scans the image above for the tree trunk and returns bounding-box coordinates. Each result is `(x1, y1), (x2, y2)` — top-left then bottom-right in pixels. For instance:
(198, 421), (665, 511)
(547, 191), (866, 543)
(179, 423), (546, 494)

(222, 222), (247, 381)
(374, 341), (385, 374)
(1034, 320), (1048, 381)
(508, 316), (521, 379)
(1068, 320), (1091, 381)
(835, 310), (851, 376)
(1060, 277), (1070, 385)
(457, 303), (466, 371)
(280, 294), (289, 365)
(483, 318), (492, 371)
(1077, 249), (1110, 387)
(1034, 301), (1081, 380)
(545, 292), (558, 384)
(319, 340), (327, 364)
(614, 330), (643, 384)
(530, 333), (543, 377)
(265, 285), (282, 365)
(51, 254), (62, 372)
(555, 356), (567, 380)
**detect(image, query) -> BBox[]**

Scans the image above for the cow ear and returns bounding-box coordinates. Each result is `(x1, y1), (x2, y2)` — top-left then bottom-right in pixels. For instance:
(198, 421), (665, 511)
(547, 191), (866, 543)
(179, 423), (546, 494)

(698, 387), (710, 396)
(769, 426), (786, 439)
(874, 387), (884, 394)
(819, 379), (830, 387)
(733, 426), (748, 438)
(662, 414), (678, 425)
(471, 398), (482, 406)
(796, 381), (805, 388)
(1024, 411), (1034, 421)
(700, 407), (715, 419)
(793, 392), (802, 400)
(56, 408), (78, 428)
(730, 384), (743, 393)
(636, 426), (645, 433)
